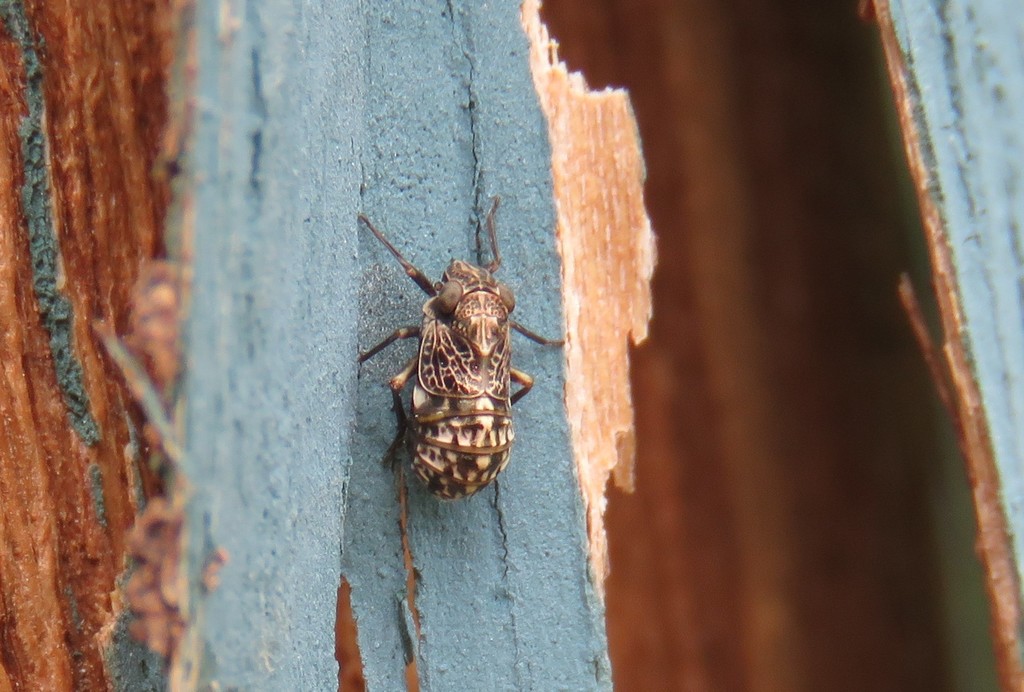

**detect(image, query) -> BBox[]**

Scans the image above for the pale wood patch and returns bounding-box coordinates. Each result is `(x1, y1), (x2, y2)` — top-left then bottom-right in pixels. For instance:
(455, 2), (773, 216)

(522, 0), (656, 590)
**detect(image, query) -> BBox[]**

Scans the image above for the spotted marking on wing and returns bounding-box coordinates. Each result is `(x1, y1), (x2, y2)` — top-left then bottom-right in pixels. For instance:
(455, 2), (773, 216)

(485, 333), (511, 399)
(419, 319), (486, 397)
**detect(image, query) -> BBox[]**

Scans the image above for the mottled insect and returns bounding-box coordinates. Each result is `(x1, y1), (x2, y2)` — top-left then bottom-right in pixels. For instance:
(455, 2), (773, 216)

(358, 198), (561, 499)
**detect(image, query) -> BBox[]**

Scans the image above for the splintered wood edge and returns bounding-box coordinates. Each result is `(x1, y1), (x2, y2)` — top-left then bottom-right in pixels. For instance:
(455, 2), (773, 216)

(163, 0), (201, 687)
(874, 2), (1024, 687)
(521, 0), (656, 591)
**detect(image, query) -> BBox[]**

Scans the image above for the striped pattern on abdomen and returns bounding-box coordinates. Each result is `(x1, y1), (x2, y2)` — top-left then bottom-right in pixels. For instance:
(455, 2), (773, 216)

(412, 414), (514, 499)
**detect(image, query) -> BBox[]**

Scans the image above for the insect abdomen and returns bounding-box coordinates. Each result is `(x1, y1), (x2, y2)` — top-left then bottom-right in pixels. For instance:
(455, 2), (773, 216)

(412, 410), (514, 499)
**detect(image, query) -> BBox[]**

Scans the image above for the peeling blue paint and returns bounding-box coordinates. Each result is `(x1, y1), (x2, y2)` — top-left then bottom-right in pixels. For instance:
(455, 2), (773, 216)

(887, 1), (1024, 687)
(172, 1), (607, 688)
(105, 603), (165, 691)
(63, 585), (84, 633)
(355, 2), (610, 689)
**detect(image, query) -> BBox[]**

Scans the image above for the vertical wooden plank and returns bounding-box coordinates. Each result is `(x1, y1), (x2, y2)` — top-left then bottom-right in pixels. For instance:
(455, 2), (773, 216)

(351, 1), (610, 689)
(877, 1), (1024, 687)
(542, 0), (979, 690)
(173, 0), (360, 687)
(341, 8), (430, 688)
(91, 0), (610, 687)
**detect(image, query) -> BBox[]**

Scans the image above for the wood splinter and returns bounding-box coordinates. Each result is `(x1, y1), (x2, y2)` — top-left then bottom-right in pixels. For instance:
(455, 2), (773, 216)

(522, 0), (656, 590)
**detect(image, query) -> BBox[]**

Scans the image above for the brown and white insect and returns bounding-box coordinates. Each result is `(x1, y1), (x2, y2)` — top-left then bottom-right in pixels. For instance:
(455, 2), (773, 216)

(358, 198), (560, 499)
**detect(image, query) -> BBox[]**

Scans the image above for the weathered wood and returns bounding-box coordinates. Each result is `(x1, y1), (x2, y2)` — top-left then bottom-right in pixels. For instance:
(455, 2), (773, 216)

(2, 1), (614, 688)
(876, 1), (1024, 688)
(522, 0), (655, 586)
(542, 0), (982, 690)
(0, 1), (169, 689)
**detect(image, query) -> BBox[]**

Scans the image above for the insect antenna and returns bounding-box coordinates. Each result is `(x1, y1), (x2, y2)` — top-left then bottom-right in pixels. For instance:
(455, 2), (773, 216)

(358, 214), (437, 296)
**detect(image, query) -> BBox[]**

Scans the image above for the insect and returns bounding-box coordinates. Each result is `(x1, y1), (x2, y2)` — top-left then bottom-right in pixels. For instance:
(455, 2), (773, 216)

(358, 198), (561, 499)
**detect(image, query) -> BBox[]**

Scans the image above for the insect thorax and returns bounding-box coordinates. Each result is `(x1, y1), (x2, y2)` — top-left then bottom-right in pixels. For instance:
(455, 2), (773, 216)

(442, 259), (500, 293)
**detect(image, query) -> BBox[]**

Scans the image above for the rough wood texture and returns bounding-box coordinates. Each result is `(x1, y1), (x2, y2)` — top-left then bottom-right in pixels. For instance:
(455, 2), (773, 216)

(521, 0), (655, 587)
(0, 1), (169, 689)
(541, 0), (984, 690)
(876, 1), (1024, 688)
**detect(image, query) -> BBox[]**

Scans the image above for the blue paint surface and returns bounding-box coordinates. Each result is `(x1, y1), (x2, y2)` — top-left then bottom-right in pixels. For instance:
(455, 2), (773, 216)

(105, 608), (165, 691)
(180, 0), (360, 687)
(353, 1), (609, 690)
(888, 0), (1024, 607)
(179, 0), (607, 688)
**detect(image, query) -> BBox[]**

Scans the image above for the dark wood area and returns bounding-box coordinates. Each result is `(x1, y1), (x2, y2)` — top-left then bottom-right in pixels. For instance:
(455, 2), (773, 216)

(0, 2), (169, 688)
(541, 1), (966, 690)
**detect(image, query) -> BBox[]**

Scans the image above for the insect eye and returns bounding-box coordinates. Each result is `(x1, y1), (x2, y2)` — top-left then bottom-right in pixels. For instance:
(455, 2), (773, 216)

(497, 283), (516, 312)
(435, 281), (464, 313)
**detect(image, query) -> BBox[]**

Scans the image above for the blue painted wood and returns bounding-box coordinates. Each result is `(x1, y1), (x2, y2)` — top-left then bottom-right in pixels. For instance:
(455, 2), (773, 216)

(350, 1), (610, 690)
(177, 0), (361, 688)
(176, 0), (608, 689)
(886, 0), (1024, 612)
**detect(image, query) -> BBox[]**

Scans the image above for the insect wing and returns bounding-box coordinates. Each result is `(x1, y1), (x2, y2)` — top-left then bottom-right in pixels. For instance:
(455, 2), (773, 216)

(418, 319), (487, 397)
(485, 326), (511, 400)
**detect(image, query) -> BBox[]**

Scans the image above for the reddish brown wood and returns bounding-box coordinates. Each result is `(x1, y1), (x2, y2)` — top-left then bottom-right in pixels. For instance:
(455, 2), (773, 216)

(876, 4), (1022, 687)
(0, 1), (170, 688)
(542, 0), (953, 689)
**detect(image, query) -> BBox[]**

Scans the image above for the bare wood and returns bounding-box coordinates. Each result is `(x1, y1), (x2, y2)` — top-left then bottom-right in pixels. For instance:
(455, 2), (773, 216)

(0, 1), (170, 688)
(875, 3), (1024, 687)
(521, 0), (656, 589)
(897, 274), (958, 423)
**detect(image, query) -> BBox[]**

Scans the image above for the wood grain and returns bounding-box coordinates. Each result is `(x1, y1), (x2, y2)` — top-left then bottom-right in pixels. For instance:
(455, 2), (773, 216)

(0, 1), (170, 688)
(876, 1), (1023, 687)
(522, 0), (656, 588)
(540, 0), (963, 689)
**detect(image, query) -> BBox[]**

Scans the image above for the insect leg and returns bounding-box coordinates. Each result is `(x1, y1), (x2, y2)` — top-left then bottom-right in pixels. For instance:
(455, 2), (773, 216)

(358, 214), (437, 296)
(510, 320), (564, 347)
(510, 367), (535, 405)
(358, 326), (420, 363)
(484, 196), (502, 273)
(380, 356), (417, 467)
(388, 356), (417, 418)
